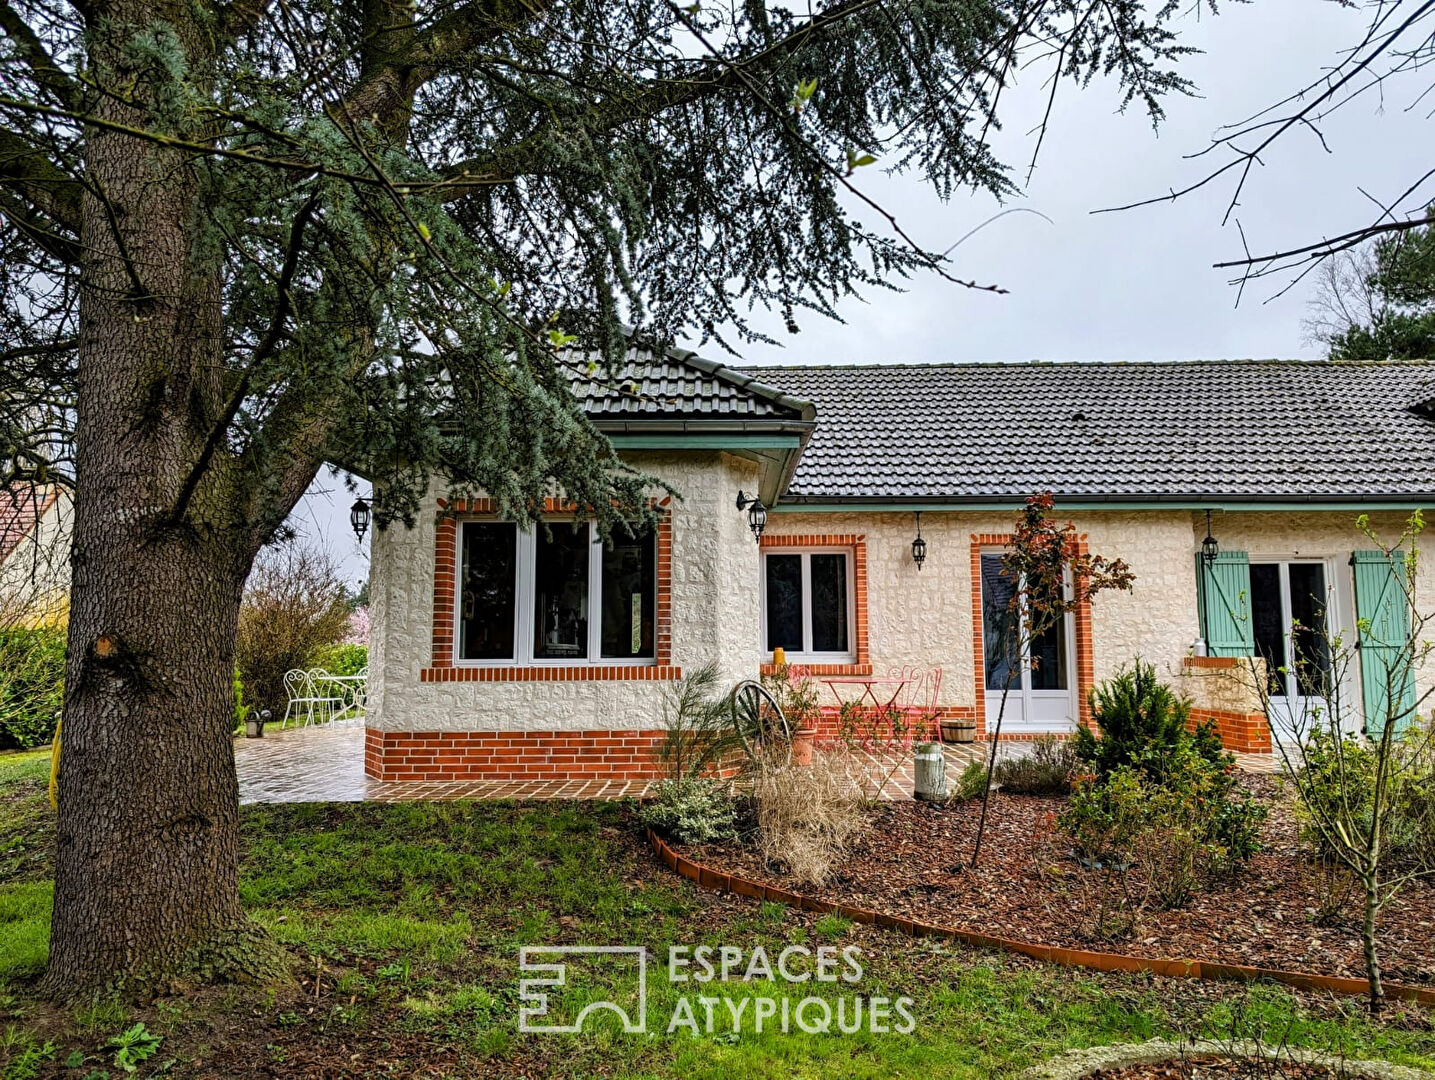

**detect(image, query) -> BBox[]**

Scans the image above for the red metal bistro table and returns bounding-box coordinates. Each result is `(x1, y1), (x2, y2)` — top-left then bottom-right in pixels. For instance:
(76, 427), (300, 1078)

(821, 674), (912, 711)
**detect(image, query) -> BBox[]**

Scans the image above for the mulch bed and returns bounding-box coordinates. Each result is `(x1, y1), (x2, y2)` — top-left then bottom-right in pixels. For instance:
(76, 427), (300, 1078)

(679, 778), (1435, 987)
(1087, 1059), (1355, 1078)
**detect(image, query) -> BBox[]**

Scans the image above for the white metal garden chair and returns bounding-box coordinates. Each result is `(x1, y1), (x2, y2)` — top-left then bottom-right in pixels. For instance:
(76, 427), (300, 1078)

(281, 667), (368, 728)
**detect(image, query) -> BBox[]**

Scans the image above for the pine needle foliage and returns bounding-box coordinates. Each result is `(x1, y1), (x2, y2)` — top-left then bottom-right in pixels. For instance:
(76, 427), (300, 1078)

(0, 0), (1207, 533)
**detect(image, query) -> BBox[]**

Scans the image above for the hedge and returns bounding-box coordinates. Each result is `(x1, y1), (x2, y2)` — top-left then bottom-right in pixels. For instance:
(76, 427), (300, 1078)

(0, 627), (65, 749)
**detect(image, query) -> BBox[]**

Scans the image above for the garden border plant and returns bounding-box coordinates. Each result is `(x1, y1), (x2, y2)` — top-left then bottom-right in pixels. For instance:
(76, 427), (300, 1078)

(1059, 661), (1267, 932)
(645, 829), (1435, 1008)
(1237, 512), (1435, 1014)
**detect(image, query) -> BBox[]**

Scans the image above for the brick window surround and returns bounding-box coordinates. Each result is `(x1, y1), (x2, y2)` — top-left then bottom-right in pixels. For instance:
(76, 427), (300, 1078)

(757, 533), (871, 677)
(422, 496), (678, 683)
(969, 533), (1095, 737)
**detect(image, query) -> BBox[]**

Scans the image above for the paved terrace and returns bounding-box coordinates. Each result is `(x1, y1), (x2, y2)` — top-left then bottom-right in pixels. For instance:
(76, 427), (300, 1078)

(236, 724), (1278, 804)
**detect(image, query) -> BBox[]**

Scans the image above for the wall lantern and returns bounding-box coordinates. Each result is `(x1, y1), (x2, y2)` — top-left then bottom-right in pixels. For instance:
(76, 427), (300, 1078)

(735, 490), (767, 542)
(1200, 509), (1219, 567)
(350, 497), (372, 542)
(911, 511), (927, 571)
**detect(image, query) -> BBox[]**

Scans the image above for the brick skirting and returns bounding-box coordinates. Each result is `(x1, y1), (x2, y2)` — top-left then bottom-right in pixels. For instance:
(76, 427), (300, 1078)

(365, 728), (675, 782)
(1189, 708), (1272, 755)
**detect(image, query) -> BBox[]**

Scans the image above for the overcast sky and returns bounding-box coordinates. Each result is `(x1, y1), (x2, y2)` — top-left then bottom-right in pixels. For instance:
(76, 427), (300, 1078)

(298, 0), (1430, 584)
(723, 0), (1431, 365)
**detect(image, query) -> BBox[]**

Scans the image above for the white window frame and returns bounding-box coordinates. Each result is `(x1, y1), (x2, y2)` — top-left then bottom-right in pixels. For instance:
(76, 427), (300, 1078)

(455, 518), (657, 666)
(760, 547), (857, 663)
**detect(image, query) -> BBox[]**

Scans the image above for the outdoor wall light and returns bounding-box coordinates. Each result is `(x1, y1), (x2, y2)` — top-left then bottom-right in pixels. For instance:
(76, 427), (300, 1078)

(911, 511), (927, 571)
(350, 497), (372, 542)
(1201, 509), (1219, 567)
(735, 490), (767, 542)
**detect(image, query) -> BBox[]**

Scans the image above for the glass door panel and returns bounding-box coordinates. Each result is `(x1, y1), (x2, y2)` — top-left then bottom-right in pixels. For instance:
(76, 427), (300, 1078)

(1250, 563), (1285, 697)
(981, 554), (1019, 692)
(1289, 563), (1331, 698)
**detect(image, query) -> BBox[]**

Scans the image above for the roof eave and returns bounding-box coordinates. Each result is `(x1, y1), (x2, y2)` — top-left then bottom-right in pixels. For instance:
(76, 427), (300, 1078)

(595, 417), (815, 507)
(772, 492), (1435, 511)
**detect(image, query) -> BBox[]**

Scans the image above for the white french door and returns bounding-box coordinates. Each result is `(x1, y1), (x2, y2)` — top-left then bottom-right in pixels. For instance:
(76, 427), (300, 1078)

(1249, 559), (1334, 743)
(980, 553), (1077, 733)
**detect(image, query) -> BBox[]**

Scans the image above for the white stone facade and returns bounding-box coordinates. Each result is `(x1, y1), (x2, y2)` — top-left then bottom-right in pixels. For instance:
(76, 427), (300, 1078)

(370, 477), (1433, 735)
(758, 507), (1433, 720)
(368, 451), (763, 733)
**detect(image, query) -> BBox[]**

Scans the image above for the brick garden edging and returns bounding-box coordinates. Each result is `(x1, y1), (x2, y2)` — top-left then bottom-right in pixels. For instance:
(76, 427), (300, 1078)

(646, 829), (1435, 1008)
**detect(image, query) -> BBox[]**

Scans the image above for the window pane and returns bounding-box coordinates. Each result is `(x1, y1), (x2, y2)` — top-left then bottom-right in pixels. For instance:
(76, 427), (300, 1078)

(459, 522), (517, 660)
(1289, 563), (1331, 698)
(1250, 563), (1285, 696)
(1028, 623), (1067, 690)
(765, 554), (804, 652)
(601, 527), (656, 659)
(810, 553), (849, 653)
(982, 554), (1020, 691)
(1028, 578), (1068, 690)
(534, 524), (590, 659)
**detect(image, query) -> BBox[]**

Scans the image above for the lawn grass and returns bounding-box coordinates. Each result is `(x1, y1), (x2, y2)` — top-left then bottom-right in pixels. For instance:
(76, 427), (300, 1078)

(0, 753), (1432, 1078)
(0, 751), (51, 985)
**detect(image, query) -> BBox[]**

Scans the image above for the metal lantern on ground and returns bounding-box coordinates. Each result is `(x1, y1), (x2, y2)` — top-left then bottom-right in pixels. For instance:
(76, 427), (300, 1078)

(911, 511), (927, 570)
(735, 491), (766, 541)
(350, 497), (372, 542)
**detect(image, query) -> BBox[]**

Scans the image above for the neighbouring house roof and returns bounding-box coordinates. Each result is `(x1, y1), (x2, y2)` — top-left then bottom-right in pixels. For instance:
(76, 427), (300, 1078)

(736, 359), (1435, 506)
(0, 483), (60, 565)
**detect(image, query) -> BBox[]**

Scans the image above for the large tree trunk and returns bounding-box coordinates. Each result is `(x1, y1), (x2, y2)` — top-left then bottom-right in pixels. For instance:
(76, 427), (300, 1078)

(43, 536), (255, 997)
(39, 3), (265, 999)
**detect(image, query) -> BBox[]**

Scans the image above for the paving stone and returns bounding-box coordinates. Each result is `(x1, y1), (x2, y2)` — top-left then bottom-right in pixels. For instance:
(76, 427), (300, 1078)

(235, 725), (1279, 805)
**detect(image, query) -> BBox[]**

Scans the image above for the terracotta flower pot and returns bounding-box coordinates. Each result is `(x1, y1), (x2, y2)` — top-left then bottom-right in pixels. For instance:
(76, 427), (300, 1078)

(792, 727), (817, 766)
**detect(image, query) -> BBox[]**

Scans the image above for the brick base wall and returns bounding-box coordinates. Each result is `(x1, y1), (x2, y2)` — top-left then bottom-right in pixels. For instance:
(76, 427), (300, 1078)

(365, 728), (674, 782)
(364, 729), (751, 782)
(1189, 708), (1272, 754)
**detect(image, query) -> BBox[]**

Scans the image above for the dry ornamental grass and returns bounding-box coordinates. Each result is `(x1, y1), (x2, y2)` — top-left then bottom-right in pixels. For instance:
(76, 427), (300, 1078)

(752, 752), (865, 885)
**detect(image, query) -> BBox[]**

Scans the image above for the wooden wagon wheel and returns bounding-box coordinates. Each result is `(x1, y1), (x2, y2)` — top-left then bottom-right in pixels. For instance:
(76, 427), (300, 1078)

(730, 680), (792, 765)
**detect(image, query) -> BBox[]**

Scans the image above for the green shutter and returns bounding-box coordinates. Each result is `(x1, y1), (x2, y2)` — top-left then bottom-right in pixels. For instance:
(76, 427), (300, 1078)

(1197, 551), (1254, 657)
(1352, 550), (1416, 739)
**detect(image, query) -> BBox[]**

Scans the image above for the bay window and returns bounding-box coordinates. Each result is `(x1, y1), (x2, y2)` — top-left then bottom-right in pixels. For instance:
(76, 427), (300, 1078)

(458, 520), (655, 663)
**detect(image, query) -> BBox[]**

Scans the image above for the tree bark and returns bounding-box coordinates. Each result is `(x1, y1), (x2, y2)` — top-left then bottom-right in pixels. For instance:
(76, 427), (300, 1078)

(39, 2), (270, 1000)
(1362, 878), (1385, 1014)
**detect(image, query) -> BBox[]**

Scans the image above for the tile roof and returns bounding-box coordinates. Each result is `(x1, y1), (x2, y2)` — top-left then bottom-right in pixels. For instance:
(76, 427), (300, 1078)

(566, 345), (814, 423)
(734, 359), (1435, 503)
(0, 484), (59, 564)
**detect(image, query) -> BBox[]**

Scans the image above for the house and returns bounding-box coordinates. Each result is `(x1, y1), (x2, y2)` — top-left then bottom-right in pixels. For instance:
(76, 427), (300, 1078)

(0, 483), (71, 625)
(363, 352), (1435, 781)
